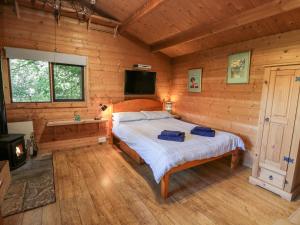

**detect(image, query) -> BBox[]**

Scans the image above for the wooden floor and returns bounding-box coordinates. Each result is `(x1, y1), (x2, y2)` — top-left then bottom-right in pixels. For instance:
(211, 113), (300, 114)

(4, 144), (300, 225)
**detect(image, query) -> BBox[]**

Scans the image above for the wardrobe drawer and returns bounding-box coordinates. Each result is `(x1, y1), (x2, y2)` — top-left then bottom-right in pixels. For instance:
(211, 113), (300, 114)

(259, 168), (285, 189)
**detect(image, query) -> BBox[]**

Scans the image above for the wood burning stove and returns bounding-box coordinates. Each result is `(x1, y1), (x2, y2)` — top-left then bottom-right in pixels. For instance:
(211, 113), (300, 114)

(0, 51), (27, 170)
(0, 134), (26, 170)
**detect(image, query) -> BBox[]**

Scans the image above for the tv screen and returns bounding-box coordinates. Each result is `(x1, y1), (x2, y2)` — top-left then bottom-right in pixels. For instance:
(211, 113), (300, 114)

(124, 70), (156, 95)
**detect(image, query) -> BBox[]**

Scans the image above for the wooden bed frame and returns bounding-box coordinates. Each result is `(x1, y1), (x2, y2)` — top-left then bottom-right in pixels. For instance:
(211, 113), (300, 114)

(111, 99), (241, 199)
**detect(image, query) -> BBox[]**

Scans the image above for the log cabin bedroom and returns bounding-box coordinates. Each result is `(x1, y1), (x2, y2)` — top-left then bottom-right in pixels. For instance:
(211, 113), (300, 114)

(1, 0), (300, 224)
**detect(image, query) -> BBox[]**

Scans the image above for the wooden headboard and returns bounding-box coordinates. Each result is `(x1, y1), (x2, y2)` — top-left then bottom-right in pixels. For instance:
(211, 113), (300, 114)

(112, 99), (163, 113)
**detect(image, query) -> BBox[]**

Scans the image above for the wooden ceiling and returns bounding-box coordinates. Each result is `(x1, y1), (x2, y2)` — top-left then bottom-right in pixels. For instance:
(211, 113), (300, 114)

(94, 0), (147, 21)
(126, 0), (275, 44)
(162, 7), (300, 57)
(5, 0), (300, 57)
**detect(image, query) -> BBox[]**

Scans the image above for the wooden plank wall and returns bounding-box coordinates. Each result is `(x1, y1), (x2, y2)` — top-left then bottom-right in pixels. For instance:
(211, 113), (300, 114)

(171, 29), (300, 156)
(0, 6), (171, 152)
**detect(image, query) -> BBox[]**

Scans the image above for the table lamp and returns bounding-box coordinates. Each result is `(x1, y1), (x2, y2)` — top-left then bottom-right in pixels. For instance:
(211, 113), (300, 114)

(165, 101), (173, 113)
(95, 103), (108, 120)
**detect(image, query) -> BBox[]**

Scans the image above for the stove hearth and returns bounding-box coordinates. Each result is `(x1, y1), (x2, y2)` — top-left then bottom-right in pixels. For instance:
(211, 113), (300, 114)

(0, 134), (26, 170)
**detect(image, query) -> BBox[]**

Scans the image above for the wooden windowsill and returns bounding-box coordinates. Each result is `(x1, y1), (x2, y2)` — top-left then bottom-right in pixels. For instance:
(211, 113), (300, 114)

(6, 101), (88, 109)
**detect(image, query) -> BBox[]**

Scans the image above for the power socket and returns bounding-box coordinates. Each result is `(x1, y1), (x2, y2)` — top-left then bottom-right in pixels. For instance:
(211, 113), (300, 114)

(98, 136), (107, 144)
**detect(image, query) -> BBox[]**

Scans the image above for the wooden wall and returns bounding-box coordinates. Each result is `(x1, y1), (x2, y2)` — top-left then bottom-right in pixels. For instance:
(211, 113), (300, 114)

(0, 6), (171, 152)
(171, 29), (300, 160)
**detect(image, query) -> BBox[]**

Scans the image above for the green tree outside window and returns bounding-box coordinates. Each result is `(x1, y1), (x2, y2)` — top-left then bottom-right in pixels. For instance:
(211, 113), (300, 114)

(53, 64), (84, 101)
(9, 59), (84, 103)
(9, 59), (51, 102)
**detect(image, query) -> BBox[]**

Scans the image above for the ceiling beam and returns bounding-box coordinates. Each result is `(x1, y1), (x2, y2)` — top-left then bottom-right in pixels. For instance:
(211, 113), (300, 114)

(119, 0), (166, 34)
(151, 0), (300, 52)
(16, 0), (120, 27)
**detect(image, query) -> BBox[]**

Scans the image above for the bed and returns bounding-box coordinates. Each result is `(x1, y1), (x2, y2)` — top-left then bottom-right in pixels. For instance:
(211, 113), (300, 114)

(111, 99), (245, 198)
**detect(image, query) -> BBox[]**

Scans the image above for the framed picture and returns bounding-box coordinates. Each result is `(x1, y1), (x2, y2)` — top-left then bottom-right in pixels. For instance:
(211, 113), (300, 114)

(188, 68), (202, 92)
(227, 51), (251, 84)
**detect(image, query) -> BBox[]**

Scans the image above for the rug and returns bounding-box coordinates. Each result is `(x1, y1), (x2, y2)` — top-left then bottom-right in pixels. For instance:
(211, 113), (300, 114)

(1, 154), (56, 217)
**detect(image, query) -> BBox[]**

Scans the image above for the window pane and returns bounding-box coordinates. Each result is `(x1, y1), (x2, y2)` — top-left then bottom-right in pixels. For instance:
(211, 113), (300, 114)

(53, 64), (84, 101)
(9, 59), (51, 102)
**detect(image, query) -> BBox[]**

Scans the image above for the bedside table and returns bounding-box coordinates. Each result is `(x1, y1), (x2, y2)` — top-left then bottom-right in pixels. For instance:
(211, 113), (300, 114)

(172, 114), (181, 120)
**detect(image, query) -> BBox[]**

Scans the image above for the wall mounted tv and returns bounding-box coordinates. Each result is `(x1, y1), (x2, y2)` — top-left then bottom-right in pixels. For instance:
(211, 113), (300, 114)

(124, 70), (156, 95)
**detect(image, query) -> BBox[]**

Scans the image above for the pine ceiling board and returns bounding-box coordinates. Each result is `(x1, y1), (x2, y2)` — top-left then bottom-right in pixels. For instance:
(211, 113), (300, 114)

(125, 0), (222, 44)
(125, 4), (182, 44)
(125, 9), (179, 45)
(274, 11), (300, 33)
(94, 0), (147, 21)
(229, 0), (259, 11)
(125, 0), (275, 44)
(126, 0), (191, 43)
(162, 8), (300, 57)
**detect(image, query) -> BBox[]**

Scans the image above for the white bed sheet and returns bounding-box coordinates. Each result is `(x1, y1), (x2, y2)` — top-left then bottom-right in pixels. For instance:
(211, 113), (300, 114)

(113, 118), (245, 183)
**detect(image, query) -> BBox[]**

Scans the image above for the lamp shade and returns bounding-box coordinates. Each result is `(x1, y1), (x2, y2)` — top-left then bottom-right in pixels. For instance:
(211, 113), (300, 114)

(165, 101), (172, 113)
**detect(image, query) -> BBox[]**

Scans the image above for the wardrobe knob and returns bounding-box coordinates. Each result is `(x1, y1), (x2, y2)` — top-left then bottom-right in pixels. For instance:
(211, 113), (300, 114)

(269, 175), (273, 180)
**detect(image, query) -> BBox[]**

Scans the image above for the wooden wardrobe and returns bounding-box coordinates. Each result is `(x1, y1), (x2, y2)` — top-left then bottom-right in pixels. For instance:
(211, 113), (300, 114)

(250, 64), (300, 201)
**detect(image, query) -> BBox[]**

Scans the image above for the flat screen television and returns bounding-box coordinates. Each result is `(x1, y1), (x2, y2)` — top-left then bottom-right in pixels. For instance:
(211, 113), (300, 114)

(124, 70), (156, 95)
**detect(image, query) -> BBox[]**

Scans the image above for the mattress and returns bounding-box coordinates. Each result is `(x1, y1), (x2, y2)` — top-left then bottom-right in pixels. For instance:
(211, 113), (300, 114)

(112, 118), (245, 183)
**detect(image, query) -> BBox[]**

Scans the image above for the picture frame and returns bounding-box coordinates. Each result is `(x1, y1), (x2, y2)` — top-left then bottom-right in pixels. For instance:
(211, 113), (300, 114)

(188, 68), (202, 93)
(227, 51), (251, 84)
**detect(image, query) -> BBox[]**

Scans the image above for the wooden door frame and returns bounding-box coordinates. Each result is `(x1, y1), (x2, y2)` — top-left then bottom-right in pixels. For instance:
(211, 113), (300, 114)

(252, 67), (272, 177)
(285, 68), (300, 192)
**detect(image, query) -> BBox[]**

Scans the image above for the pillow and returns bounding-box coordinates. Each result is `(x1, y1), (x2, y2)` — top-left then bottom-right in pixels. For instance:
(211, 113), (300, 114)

(141, 111), (172, 120)
(112, 112), (146, 122)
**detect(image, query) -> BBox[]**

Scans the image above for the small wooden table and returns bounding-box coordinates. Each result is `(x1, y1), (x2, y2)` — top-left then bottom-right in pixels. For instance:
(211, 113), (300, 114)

(46, 118), (109, 141)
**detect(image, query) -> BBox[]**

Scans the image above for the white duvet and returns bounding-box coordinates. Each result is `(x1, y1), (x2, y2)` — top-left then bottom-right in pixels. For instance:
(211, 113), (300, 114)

(113, 118), (245, 183)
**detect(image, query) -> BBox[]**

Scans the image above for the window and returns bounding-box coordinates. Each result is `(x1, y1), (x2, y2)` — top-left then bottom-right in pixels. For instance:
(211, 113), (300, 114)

(9, 59), (51, 102)
(53, 64), (84, 101)
(8, 60), (85, 103)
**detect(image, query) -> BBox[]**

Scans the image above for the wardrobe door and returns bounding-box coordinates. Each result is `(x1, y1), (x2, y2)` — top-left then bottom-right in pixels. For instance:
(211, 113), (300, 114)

(259, 69), (299, 185)
(258, 68), (300, 187)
